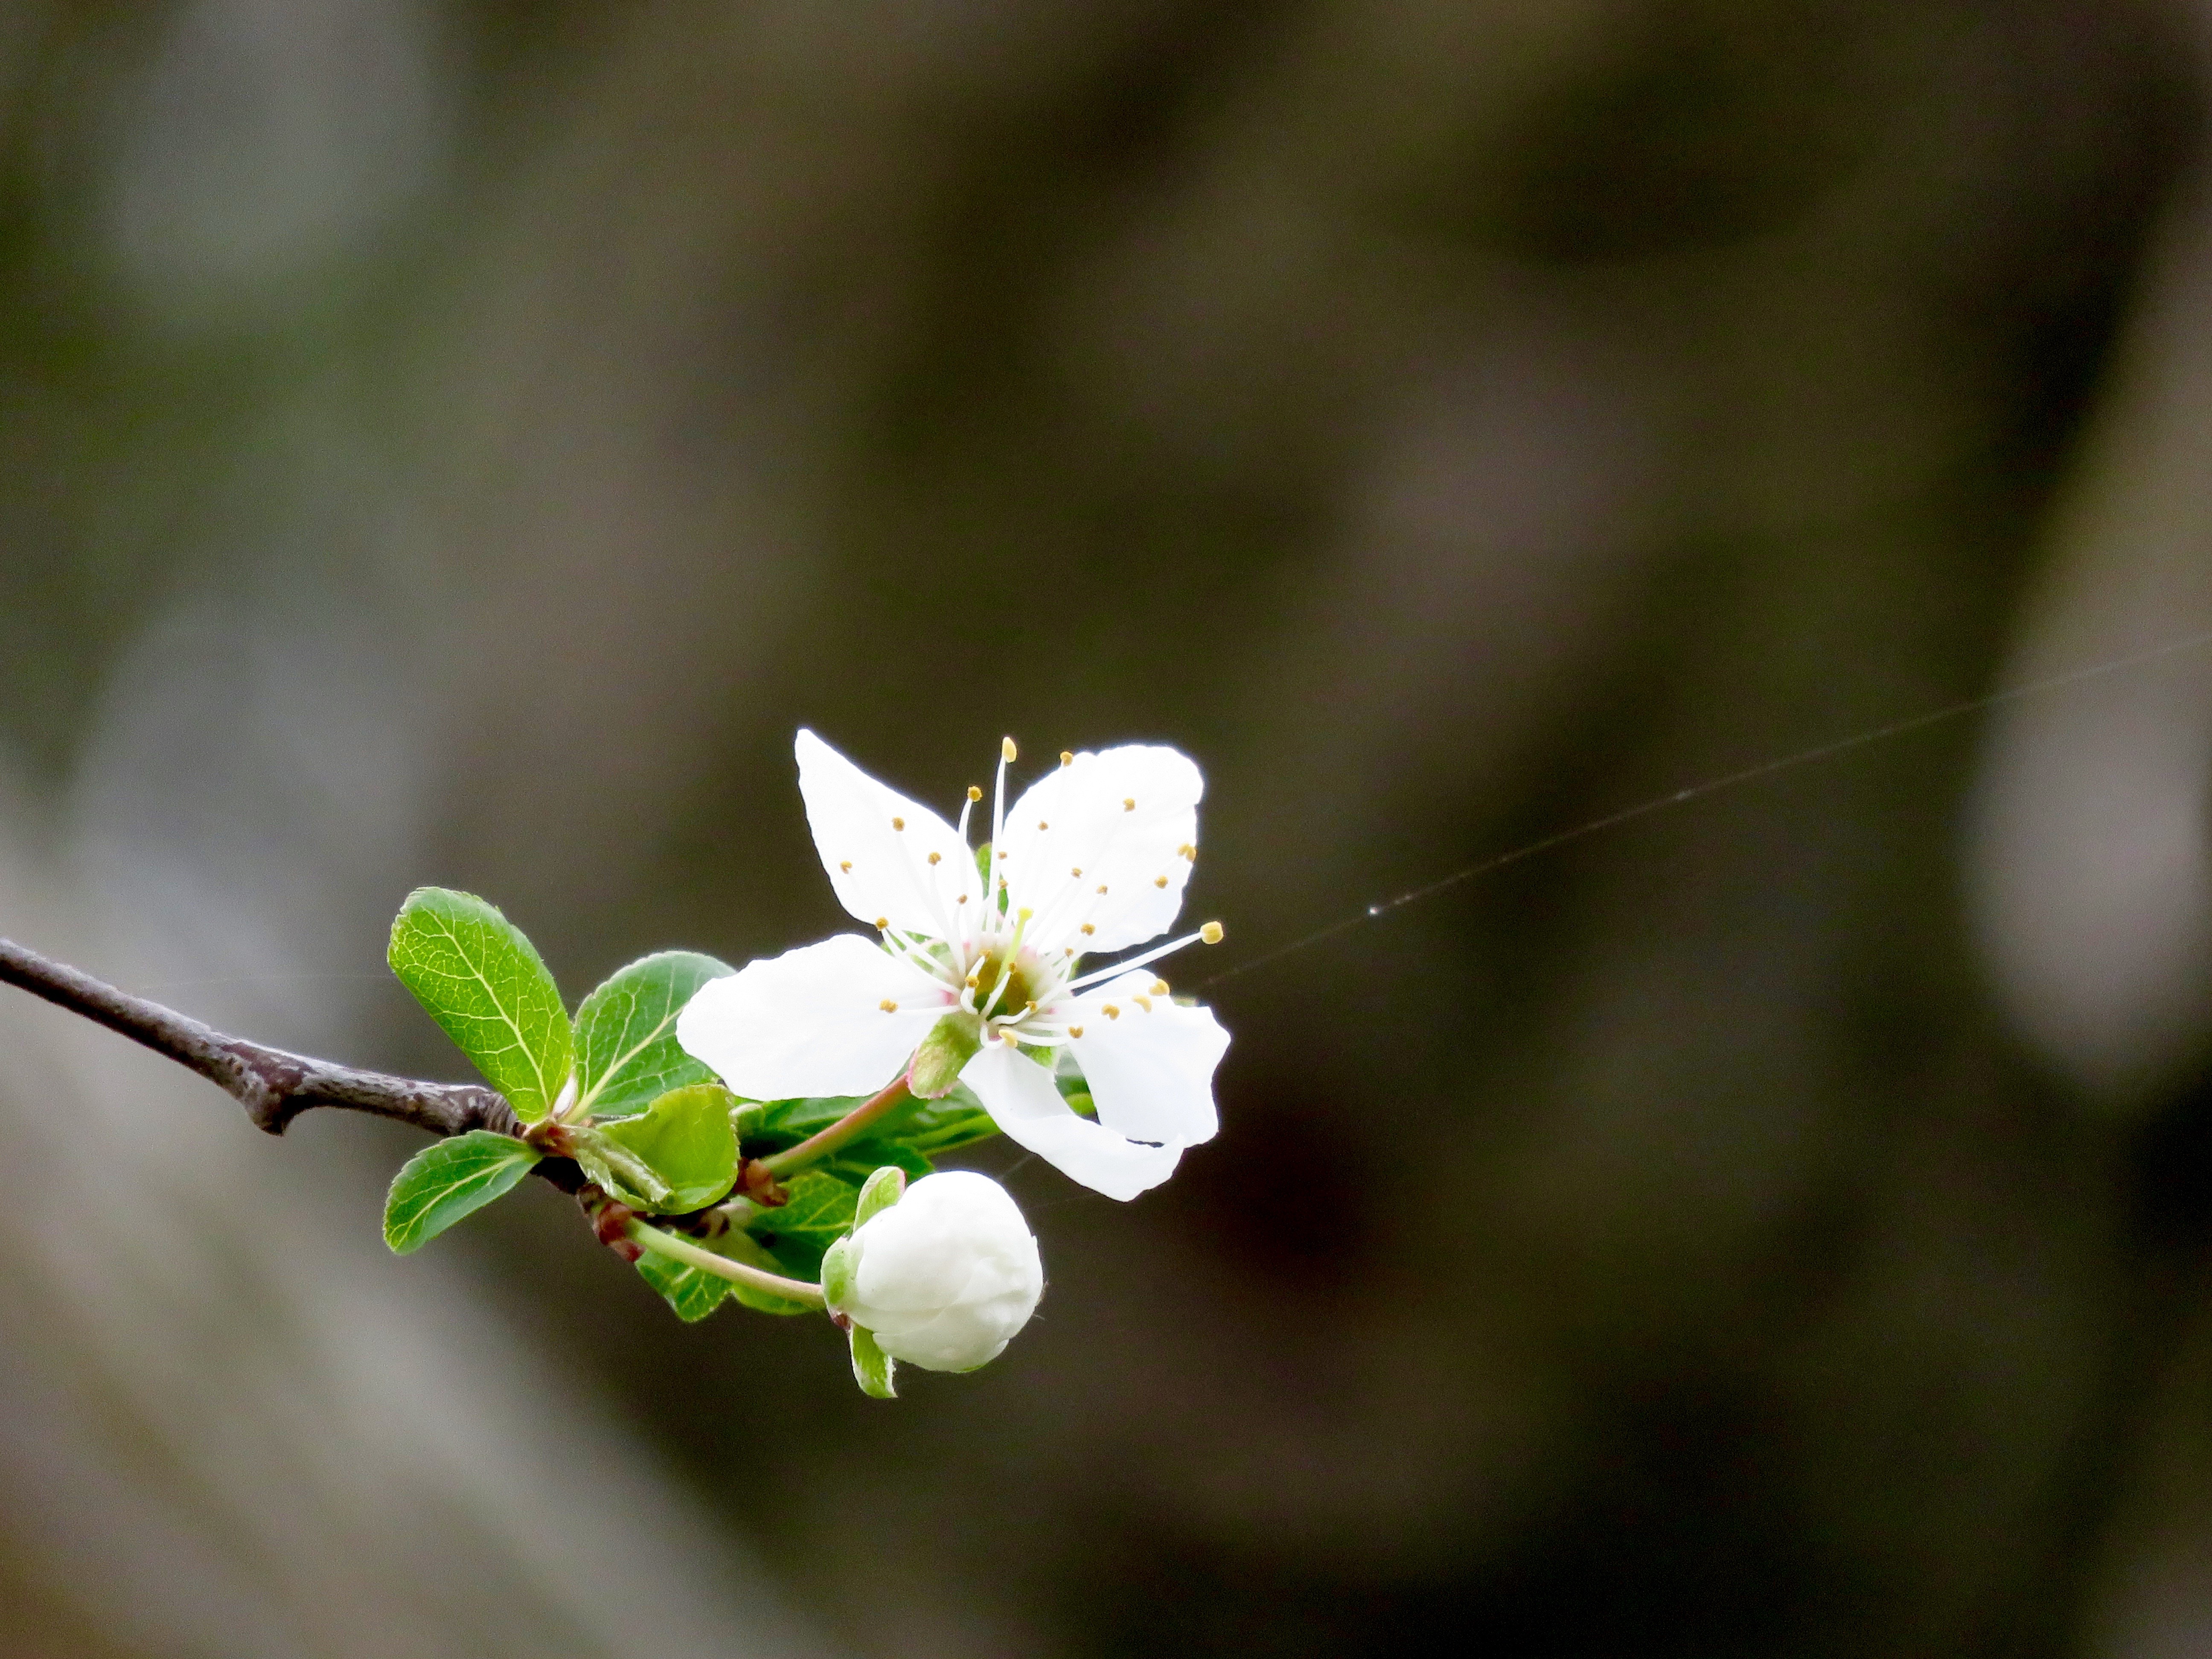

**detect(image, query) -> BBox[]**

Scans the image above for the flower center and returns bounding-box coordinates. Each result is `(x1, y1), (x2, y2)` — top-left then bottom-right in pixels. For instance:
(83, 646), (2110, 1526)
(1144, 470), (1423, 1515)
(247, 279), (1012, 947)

(967, 944), (1040, 1021)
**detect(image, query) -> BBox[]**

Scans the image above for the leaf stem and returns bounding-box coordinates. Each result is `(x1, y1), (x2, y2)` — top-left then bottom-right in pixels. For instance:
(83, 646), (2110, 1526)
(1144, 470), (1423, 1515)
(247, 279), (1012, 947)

(626, 1221), (826, 1307)
(759, 1074), (914, 1176)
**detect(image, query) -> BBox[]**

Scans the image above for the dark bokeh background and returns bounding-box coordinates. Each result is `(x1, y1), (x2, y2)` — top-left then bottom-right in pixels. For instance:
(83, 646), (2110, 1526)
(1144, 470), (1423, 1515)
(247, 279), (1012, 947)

(7, 2), (2212, 1655)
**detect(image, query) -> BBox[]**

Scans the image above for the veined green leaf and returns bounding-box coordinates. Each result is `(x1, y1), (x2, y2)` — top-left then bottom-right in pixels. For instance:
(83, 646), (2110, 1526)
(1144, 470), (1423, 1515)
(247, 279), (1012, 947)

(816, 1138), (930, 1187)
(383, 1130), (541, 1254)
(744, 1170), (860, 1278)
(591, 1083), (739, 1213)
(574, 950), (733, 1119)
(634, 1249), (731, 1321)
(745, 1086), (996, 1161)
(388, 888), (572, 1122)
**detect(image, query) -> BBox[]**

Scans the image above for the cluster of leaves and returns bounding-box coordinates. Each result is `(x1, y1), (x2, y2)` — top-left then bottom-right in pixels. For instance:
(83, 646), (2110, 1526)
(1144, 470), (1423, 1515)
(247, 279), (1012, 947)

(379, 887), (998, 1322)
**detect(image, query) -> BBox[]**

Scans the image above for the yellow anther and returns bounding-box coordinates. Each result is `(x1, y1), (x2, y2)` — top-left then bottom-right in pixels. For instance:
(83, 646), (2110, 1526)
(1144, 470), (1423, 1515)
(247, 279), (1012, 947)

(1037, 819), (1049, 830)
(966, 974), (981, 989)
(1081, 923), (1096, 936)
(1060, 751), (1074, 767)
(1153, 875), (1168, 888)
(928, 851), (942, 865)
(1134, 996), (1153, 1012)
(874, 917), (889, 929)
(1178, 843), (1196, 861)
(997, 848), (1008, 859)
(1200, 921), (1224, 944)
(1069, 1025), (1085, 1038)
(1096, 884), (1108, 895)
(1103, 1004), (1121, 1020)
(840, 860), (853, 873)
(879, 999), (899, 1013)
(1002, 736), (1018, 762)
(1071, 866), (1083, 877)
(891, 816), (905, 830)
(1022, 1000), (1037, 1014)
(1151, 979), (1169, 995)
(1123, 797), (1136, 811)
(958, 894), (970, 905)
(968, 785), (983, 801)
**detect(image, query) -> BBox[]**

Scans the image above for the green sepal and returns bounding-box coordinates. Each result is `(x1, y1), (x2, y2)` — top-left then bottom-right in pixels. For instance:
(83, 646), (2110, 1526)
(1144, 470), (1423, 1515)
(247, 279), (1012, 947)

(907, 1010), (982, 1099)
(850, 1324), (896, 1399)
(578, 1083), (740, 1213)
(573, 950), (733, 1119)
(743, 1170), (859, 1278)
(635, 1247), (731, 1322)
(387, 887), (573, 1123)
(853, 1165), (906, 1229)
(383, 1130), (541, 1254)
(820, 1234), (859, 1312)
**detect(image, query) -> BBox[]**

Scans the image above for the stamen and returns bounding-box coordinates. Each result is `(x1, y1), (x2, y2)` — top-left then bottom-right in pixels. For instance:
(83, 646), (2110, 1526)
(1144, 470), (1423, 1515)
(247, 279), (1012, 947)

(1096, 884), (1108, 895)
(874, 916), (889, 929)
(1123, 798), (1136, 811)
(1081, 924), (1095, 936)
(892, 816), (905, 830)
(1133, 996), (1153, 1012)
(1060, 751), (1074, 767)
(1071, 866), (1082, 877)
(1103, 1004), (1121, 1020)
(879, 999), (899, 1013)
(1065, 925), (1220, 990)
(1153, 875), (1168, 888)
(1037, 820), (1049, 830)
(1002, 736), (1018, 763)
(928, 851), (942, 864)
(968, 786), (984, 800)
(1069, 1025), (1084, 1038)
(840, 860), (853, 873)
(1151, 980), (1169, 995)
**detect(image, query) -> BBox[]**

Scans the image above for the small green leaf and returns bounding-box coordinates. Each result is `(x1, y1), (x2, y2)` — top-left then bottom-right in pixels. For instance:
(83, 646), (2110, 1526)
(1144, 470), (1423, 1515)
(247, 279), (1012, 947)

(573, 950), (733, 1119)
(383, 1130), (541, 1254)
(635, 1248), (731, 1321)
(590, 1083), (740, 1213)
(388, 888), (573, 1122)
(744, 1170), (859, 1278)
(570, 1127), (675, 1210)
(850, 1324), (897, 1399)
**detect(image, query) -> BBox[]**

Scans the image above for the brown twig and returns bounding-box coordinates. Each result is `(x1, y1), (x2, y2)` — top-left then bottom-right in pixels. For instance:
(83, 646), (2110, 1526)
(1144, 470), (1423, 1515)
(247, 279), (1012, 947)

(0, 935), (520, 1140)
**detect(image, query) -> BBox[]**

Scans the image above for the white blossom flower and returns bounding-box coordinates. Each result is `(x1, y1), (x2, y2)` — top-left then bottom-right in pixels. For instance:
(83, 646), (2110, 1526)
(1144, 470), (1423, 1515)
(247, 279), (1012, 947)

(677, 729), (1230, 1199)
(825, 1171), (1044, 1371)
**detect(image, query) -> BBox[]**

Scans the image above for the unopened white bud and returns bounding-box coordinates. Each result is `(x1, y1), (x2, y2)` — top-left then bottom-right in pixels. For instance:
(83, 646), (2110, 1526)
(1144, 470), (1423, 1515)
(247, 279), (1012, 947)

(827, 1171), (1042, 1372)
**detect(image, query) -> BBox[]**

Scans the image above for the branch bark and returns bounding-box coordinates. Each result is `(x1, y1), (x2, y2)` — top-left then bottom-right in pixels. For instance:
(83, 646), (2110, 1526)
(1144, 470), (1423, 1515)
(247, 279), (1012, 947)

(0, 935), (521, 1140)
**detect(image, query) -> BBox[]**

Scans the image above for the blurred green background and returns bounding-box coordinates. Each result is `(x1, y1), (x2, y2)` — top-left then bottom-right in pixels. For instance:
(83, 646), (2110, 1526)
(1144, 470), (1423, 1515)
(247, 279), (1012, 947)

(6, 2), (2212, 1655)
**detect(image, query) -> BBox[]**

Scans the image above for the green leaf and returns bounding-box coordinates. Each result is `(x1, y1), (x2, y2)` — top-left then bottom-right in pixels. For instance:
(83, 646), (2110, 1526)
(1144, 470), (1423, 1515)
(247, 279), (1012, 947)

(850, 1324), (896, 1399)
(635, 1248), (731, 1321)
(388, 888), (573, 1123)
(744, 1170), (860, 1278)
(573, 950), (733, 1119)
(383, 1130), (541, 1254)
(589, 1083), (740, 1214)
(745, 1087), (997, 1161)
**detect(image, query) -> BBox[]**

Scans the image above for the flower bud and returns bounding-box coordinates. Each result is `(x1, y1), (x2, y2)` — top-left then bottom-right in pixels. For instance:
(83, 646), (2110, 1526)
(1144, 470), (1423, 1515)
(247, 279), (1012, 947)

(826, 1170), (1043, 1372)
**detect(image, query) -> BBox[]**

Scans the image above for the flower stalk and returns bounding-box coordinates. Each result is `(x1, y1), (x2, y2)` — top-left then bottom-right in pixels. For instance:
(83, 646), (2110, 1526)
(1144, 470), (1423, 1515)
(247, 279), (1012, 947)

(759, 1074), (914, 1175)
(625, 1219), (827, 1307)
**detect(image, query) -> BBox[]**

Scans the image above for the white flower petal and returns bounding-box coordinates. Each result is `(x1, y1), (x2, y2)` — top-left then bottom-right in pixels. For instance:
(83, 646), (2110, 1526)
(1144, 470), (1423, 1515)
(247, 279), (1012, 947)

(961, 1039), (1184, 1201)
(796, 729), (974, 939)
(1001, 744), (1202, 955)
(676, 933), (949, 1100)
(1067, 970), (1227, 1146)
